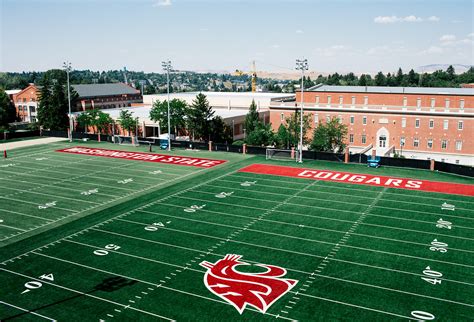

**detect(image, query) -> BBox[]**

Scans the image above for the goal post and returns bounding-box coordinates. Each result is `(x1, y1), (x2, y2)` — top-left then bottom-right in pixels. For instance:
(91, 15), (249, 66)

(113, 135), (139, 147)
(265, 148), (299, 162)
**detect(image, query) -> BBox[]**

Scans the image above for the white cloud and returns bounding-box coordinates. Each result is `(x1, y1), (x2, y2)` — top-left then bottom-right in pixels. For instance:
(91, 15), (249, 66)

(440, 34), (456, 42)
(153, 0), (172, 7)
(296, 30), (304, 34)
(199, 28), (209, 32)
(468, 33), (474, 38)
(427, 16), (440, 22)
(420, 46), (444, 55)
(374, 15), (439, 24)
(271, 44), (280, 49)
(314, 45), (350, 57)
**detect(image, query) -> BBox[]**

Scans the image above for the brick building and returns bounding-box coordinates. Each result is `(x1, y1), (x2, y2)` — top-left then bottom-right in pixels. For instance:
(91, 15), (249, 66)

(12, 84), (39, 123)
(270, 85), (473, 165)
(12, 83), (142, 123)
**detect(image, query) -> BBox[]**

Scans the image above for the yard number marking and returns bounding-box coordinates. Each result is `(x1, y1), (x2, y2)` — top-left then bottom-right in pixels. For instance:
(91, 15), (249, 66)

(436, 218), (452, 229)
(21, 273), (54, 295)
(240, 181), (257, 187)
(145, 222), (165, 231)
(93, 244), (121, 256)
(184, 205), (206, 213)
(421, 266), (443, 285)
(81, 188), (99, 196)
(0, 163), (15, 168)
(215, 191), (234, 199)
(429, 239), (448, 253)
(35, 157), (48, 161)
(0, 219), (3, 223)
(38, 201), (57, 210)
(117, 178), (133, 184)
(150, 170), (163, 175)
(411, 311), (435, 320)
(441, 202), (455, 211)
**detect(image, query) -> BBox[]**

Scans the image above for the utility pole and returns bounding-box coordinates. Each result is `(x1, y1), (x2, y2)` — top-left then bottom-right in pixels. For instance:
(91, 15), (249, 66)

(162, 60), (172, 151)
(63, 61), (73, 142)
(295, 58), (308, 163)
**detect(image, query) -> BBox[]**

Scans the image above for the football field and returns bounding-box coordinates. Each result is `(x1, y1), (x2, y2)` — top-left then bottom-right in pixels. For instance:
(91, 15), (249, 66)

(1, 141), (473, 321)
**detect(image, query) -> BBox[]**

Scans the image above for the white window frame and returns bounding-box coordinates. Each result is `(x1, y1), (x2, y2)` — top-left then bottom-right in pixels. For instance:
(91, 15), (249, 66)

(351, 96), (356, 106)
(413, 138), (419, 148)
(327, 96), (332, 106)
(441, 140), (447, 150)
(403, 97), (407, 107)
(458, 121), (463, 130)
(362, 116), (367, 125)
(350, 116), (355, 124)
(459, 99), (465, 110)
(314, 113), (319, 124)
(429, 119), (434, 129)
(443, 120), (448, 130)
(415, 119), (420, 128)
(401, 118), (406, 128)
(427, 139), (433, 149)
(315, 96), (320, 105)
(339, 96), (343, 106)
(349, 134), (354, 143)
(361, 135), (366, 144)
(280, 113), (284, 122)
(456, 140), (462, 151)
(363, 96), (368, 106)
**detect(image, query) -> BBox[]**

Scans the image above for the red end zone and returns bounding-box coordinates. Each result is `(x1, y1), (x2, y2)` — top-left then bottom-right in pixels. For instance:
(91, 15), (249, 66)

(56, 147), (226, 168)
(239, 164), (474, 197)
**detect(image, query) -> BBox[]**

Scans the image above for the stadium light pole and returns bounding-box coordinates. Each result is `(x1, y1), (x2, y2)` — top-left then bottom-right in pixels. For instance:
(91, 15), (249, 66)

(63, 61), (73, 142)
(295, 58), (308, 163)
(162, 60), (172, 151)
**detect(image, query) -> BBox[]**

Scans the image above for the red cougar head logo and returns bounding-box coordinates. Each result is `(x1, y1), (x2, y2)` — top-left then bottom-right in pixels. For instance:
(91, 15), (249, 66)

(200, 254), (297, 314)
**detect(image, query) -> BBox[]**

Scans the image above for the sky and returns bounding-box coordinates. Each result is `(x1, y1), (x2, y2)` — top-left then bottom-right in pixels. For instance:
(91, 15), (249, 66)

(1, 0), (473, 74)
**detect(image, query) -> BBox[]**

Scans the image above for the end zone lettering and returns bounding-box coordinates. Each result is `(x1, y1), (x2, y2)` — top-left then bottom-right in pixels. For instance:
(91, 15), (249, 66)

(239, 164), (474, 197)
(56, 147), (226, 168)
(298, 170), (422, 189)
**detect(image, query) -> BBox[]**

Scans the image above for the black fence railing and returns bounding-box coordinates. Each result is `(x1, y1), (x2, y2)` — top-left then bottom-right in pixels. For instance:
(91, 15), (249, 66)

(2, 130), (40, 140)
(39, 130), (473, 177)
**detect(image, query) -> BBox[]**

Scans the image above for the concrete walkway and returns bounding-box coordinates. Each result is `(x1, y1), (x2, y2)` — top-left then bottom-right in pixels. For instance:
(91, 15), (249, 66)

(1, 137), (67, 151)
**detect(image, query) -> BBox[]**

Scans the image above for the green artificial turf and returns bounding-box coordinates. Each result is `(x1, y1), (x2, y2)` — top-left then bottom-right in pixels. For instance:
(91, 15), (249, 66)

(0, 140), (473, 321)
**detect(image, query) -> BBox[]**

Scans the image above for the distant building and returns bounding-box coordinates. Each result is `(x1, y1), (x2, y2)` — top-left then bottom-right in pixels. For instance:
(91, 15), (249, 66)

(12, 85), (39, 122)
(269, 84), (474, 165)
(73, 83), (142, 111)
(12, 83), (143, 123)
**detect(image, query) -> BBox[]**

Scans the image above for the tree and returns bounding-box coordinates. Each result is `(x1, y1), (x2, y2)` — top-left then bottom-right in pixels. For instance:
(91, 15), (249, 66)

(50, 78), (70, 130)
(245, 122), (275, 146)
(285, 110), (312, 147)
(274, 124), (290, 149)
(76, 111), (92, 132)
(310, 117), (348, 153)
(209, 116), (232, 143)
(244, 99), (259, 134)
(0, 89), (17, 130)
(37, 76), (53, 129)
(187, 93), (214, 141)
(118, 109), (137, 137)
(446, 65), (456, 81)
(396, 68), (404, 86)
(150, 98), (188, 135)
(374, 72), (386, 86)
(90, 109), (113, 135)
(358, 74), (368, 86)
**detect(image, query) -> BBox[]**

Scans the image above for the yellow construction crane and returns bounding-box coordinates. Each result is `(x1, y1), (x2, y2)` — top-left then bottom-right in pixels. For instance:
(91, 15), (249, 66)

(235, 60), (257, 92)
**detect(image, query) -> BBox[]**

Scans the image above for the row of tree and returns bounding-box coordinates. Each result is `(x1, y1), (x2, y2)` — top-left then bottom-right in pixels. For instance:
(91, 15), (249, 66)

(0, 89), (18, 131)
(241, 100), (348, 152)
(149, 93), (232, 143)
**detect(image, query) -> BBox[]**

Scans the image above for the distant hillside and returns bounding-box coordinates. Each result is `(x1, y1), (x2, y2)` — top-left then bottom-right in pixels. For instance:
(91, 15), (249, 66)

(416, 64), (473, 74)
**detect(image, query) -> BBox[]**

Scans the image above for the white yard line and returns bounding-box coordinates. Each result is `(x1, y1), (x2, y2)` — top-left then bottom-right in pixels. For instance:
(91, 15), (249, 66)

(126, 210), (474, 270)
(0, 208), (54, 222)
(0, 268), (174, 321)
(163, 196), (474, 242)
(0, 301), (56, 321)
(90, 227), (474, 287)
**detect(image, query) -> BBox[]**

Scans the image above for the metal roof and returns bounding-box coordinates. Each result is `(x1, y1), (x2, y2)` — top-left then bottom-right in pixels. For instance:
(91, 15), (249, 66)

(72, 83), (140, 98)
(307, 84), (474, 95)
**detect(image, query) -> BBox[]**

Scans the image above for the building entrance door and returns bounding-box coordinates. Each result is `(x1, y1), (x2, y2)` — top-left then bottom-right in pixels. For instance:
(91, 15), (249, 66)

(379, 135), (387, 148)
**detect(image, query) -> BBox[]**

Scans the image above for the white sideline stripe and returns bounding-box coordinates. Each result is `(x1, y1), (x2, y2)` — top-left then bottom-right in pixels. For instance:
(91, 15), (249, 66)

(168, 195), (474, 242)
(30, 252), (294, 321)
(226, 174), (474, 205)
(116, 217), (474, 286)
(0, 301), (56, 321)
(63, 239), (204, 273)
(199, 184), (474, 221)
(0, 208), (54, 222)
(1, 187), (102, 205)
(0, 268), (173, 321)
(128, 211), (474, 274)
(88, 228), (474, 306)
